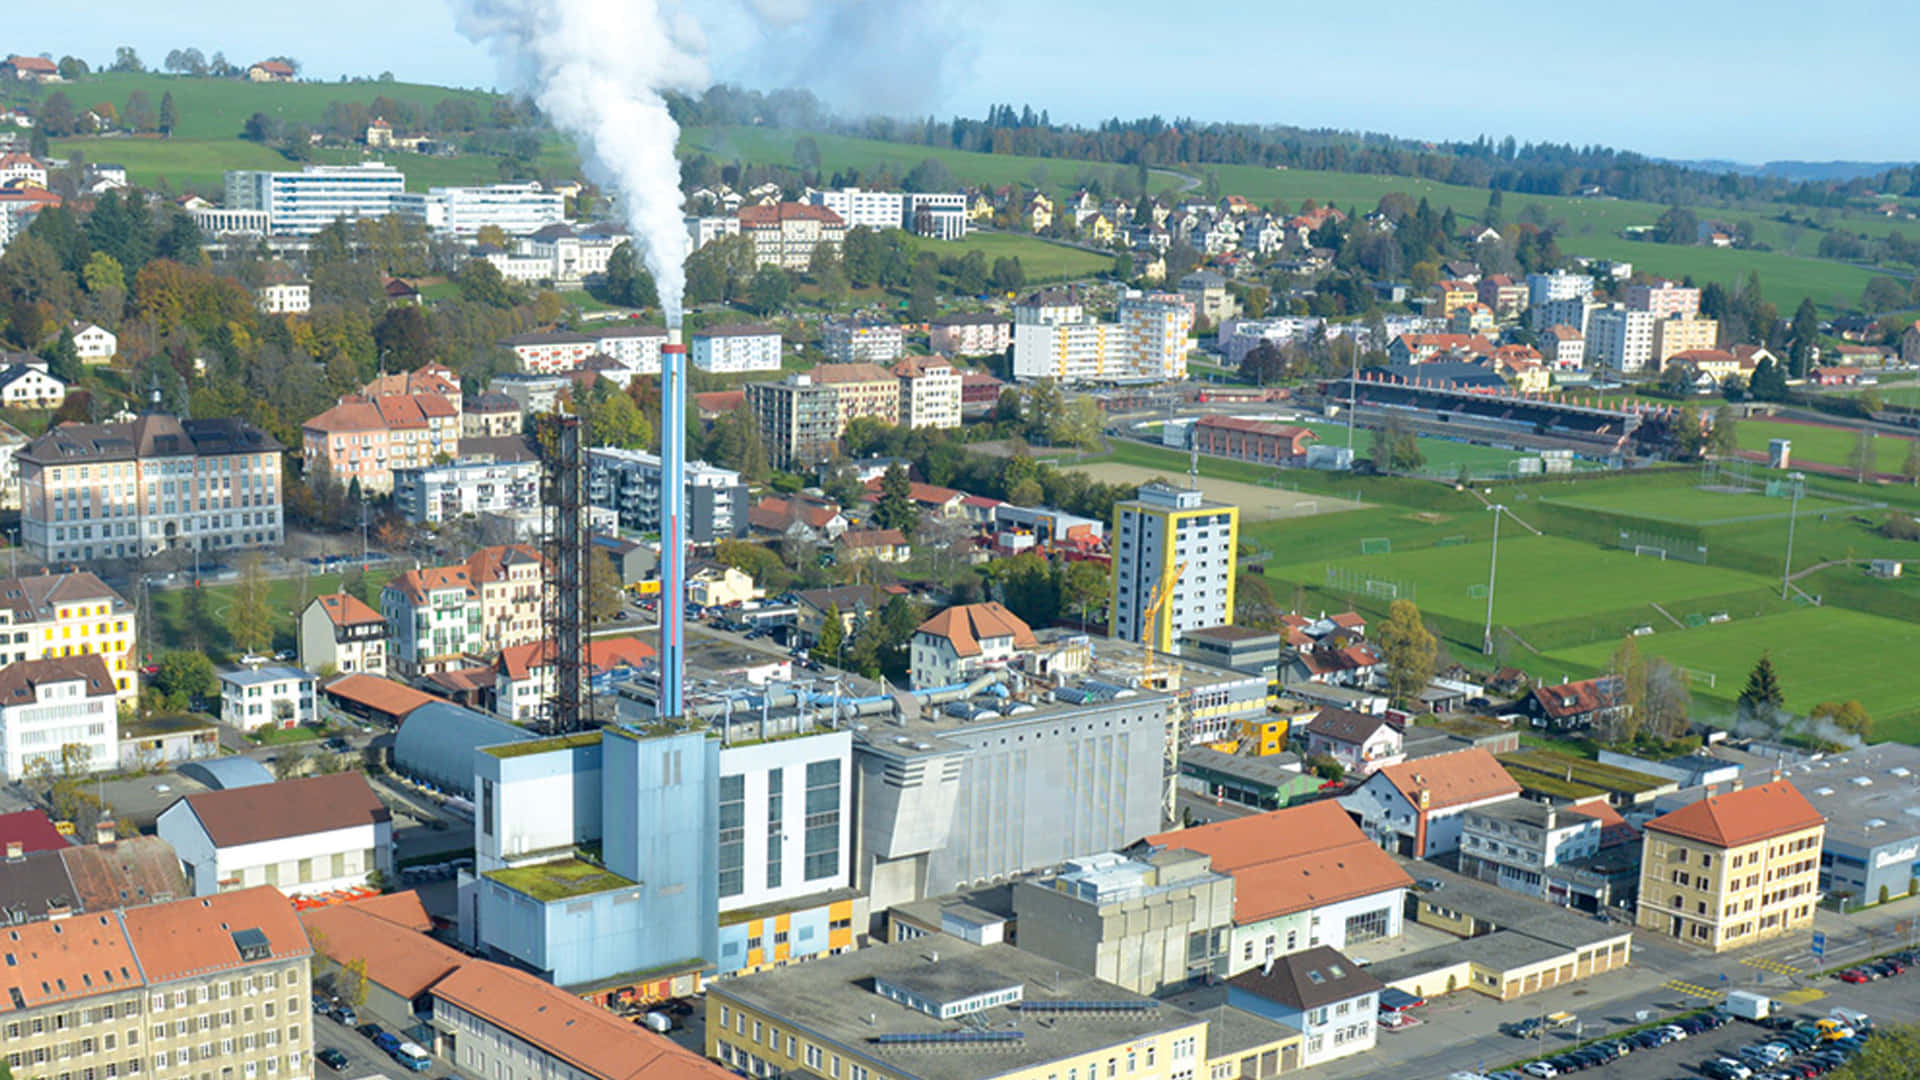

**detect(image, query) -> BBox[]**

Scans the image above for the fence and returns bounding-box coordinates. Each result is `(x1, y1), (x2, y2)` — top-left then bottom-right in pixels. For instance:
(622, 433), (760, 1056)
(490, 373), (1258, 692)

(1616, 529), (1709, 564)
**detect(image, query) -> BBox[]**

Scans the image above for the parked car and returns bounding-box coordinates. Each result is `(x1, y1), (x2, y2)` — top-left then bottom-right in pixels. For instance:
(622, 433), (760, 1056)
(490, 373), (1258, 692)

(1836, 969), (1870, 984)
(373, 1032), (402, 1055)
(356, 1023), (384, 1041)
(1703, 1058), (1754, 1080)
(1520, 1063), (1558, 1079)
(316, 1049), (349, 1072)
(332, 1004), (357, 1026)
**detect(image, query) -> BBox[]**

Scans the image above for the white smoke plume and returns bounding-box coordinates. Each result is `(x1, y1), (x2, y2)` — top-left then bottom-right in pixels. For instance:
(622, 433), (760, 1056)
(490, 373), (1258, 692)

(454, 0), (707, 323)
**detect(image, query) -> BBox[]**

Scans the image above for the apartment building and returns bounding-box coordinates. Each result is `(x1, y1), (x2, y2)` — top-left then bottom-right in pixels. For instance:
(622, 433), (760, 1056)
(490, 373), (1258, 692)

(1110, 482), (1239, 651)
(810, 362), (901, 429)
(382, 547), (543, 677)
(0, 570), (137, 701)
(587, 448), (748, 543)
(1636, 780), (1825, 952)
(1458, 799), (1606, 900)
(1542, 325), (1585, 370)
(390, 182), (564, 237)
(225, 162), (406, 235)
(739, 202), (846, 270)
(684, 214), (741, 252)
(804, 187), (907, 231)
(360, 364), (462, 412)
(691, 324), (783, 373)
(820, 319), (905, 364)
(1624, 280), (1701, 319)
(1652, 315), (1720, 367)
(302, 393), (460, 495)
(745, 375), (839, 470)
(297, 593), (386, 677)
(928, 312), (1012, 357)
(498, 330), (596, 374)
(463, 543), (546, 649)
(894, 356), (963, 429)
(583, 323), (667, 375)
(1585, 305), (1657, 374)
(525, 224), (624, 289)
(216, 665), (315, 732)
(0, 887), (312, 1080)
(19, 415), (284, 563)
(1117, 292), (1197, 380)
(1533, 296), (1596, 338)
(1525, 270), (1593, 309)
(0, 654), (118, 779)
(1013, 289), (1193, 383)
(392, 458), (541, 525)
(461, 392), (521, 437)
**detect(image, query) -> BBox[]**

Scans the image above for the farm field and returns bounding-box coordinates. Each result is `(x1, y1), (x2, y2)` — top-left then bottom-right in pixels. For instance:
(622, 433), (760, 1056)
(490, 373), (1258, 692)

(1550, 606), (1920, 738)
(1067, 462), (1366, 522)
(899, 230), (1112, 283)
(19, 73), (501, 142)
(1266, 533), (1774, 627)
(1733, 417), (1920, 475)
(1542, 486), (1855, 525)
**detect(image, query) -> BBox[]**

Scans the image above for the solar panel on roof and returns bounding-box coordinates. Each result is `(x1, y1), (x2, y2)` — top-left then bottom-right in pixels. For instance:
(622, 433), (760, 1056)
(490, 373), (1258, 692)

(1019, 1000), (1156, 1013)
(871, 1031), (1025, 1046)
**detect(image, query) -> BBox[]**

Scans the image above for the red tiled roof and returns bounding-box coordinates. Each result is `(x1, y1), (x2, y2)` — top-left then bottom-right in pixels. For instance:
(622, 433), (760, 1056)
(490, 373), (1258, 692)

(1645, 780), (1825, 848)
(463, 544), (546, 585)
(1194, 415), (1316, 442)
(1146, 801), (1413, 925)
(915, 602), (1036, 658)
(694, 390), (746, 414)
(497, 636), (655, 681)
(121, 886), (311, 985)
(301, 899), (464, 999)
(1531, 676), (1621, 721)
(837, 528), (908, 550)
(1374, 748), (1520, 811)
(251, 60), (294, 75)
(0, 809), (67, 854)
(810, 362), (896, 385)
(860, 477), (963, 506)
(172, 772), (388, 848)
(749, 496), (841, 532)
(738, 202), (845, 229)
(386, 564), (474, 605)
(323, 673), (442, 718)
(0, 912), (141, 1014)
(4, 56), (58, 74)
(313, 592), (382, 627)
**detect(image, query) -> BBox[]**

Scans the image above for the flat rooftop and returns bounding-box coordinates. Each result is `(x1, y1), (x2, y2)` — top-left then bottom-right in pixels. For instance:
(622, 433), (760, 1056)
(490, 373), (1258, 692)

(1404, 863), (1627, 950)
(1180, 745), (1304, 788)
(482, 857), (636, 902)
(708, 939), (1204, 1080)
(1761, 742), (1920, 850)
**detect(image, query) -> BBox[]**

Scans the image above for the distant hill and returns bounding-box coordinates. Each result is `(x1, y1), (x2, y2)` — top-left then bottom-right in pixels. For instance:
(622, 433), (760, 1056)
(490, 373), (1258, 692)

(1671, 159), (1916, 183)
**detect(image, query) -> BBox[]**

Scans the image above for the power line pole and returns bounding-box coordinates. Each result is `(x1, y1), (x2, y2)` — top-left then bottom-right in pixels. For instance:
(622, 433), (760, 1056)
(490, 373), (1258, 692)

(1483, 504), (1505, 655)
(1346, 348), (1359, 453)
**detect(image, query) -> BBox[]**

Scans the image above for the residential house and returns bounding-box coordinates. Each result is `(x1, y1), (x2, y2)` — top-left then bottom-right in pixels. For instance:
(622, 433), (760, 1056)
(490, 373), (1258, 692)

(862, 476), (966, 520)
(381, 564), (479, 678)
(360, 363), (462, 412)
(0, 361), (66, 408)
(0, 571), (137, 702)
(835, 527), (910, 565)
(1342, 747), (1522, 858)
(157, 771), (393, 897)
(69, 321), (117, 363)
(960, 370), (1006, 415)
(1475, 274), (1528, 320)
(216, 665), (316, 732)
(254, 282), (310, 314)
(1, 56), (60, 82)
(1635, 780), (1824, 951)
(1144, 799), (1412, 975)
(1436, 280), (1479, 317)
(463, 543), (548, 651)
(1529, 675), (1625, 731)
(462, 390), (523, 437)
(1228, 946), (1382, 1066)
(1541, 325), (1585, 370)
(747, 495), (847, 543)
(692, 324), (783, 373)
(1389, 333), (1495, 364)
(298, 592), (387, 676)
(1458, 799), (1606, 900)
(1301, 707), (1404, 777)
(928, 313), (1012, 357)
(493, 636), (655, 723)
(0, 655), (118, 779)
(0, 151), (48, 187)
(688, 562), (762, 608)
(1652, 315), (1720, 367)
(247, 59), (295, 81)
(908, 601), (1038, 690)
(1447, 302), (1495, 335)
(793, 583), (897, 647)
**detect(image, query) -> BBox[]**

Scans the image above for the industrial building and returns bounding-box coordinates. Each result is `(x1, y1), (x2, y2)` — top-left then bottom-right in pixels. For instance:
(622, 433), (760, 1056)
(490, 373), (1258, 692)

(1012, 848), (1235, 995)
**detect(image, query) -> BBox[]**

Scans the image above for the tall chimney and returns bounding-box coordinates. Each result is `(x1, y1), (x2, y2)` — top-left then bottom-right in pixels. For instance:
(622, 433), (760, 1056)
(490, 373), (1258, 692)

(657, 326), (688, 721)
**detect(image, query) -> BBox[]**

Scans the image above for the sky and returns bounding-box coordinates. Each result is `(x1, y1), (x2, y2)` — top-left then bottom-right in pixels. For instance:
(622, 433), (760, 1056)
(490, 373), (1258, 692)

(7, 0), (1917, 163)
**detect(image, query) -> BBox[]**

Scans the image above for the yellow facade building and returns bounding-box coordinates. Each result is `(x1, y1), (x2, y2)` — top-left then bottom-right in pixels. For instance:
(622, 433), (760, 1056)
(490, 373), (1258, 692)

(0, 571), (138, 704)
(1636, 780), (1825, 952)
(1111, 483), (1239, 652)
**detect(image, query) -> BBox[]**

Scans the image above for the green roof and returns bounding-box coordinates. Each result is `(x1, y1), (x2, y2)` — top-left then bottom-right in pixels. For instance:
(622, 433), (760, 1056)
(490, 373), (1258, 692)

(1500, 770), (1608, 801)
(480, 730), (604, 759)
(1497, 749), (1670, 794)
(483, 857), (636, 902)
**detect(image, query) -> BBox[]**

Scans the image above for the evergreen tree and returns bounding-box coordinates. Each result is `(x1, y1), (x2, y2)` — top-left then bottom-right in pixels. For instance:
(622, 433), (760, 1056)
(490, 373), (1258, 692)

(811, 605), (846, 668)
(1789, 298), (1819, 378)
(872, 464), (919, 534)
(159, 91), (177, 136)
(1737, 653), (1785, 716)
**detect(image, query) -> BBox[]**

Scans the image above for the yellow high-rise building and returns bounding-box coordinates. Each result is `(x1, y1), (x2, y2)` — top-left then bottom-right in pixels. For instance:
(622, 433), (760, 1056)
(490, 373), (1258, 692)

(1111, 482), (1239, 652)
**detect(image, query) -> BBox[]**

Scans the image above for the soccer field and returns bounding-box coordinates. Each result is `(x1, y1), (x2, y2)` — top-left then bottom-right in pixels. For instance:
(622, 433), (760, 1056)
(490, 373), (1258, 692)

(1267, 534), (1771, 626)
(1543, 486), (1856, 526)
(1550, 607), (1920, 735)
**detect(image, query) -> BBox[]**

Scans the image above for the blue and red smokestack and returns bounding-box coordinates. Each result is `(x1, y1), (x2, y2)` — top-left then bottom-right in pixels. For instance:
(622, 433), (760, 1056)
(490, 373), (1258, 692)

(659, 326), (686, 720)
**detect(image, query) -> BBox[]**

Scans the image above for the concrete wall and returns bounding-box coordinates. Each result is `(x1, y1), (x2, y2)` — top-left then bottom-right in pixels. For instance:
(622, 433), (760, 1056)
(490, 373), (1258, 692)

(475, 740), (602, 872)
(1013, 873), (1234, 995)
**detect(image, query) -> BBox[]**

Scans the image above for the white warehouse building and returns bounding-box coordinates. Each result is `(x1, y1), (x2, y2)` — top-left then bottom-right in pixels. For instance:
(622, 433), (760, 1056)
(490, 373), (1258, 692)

(157, 771), (394, 898)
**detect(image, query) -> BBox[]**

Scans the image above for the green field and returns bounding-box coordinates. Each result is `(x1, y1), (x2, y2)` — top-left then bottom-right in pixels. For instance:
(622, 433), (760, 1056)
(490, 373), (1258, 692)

(147, 568), (395, 659)
(1734, 419), (1920, 476)
(21, 73), (503, 142)
(1554, 607), (1919, 737)
(1272, 533), (1774, 627)
(1542, 486), (1854, 526)
(900, 230), (1112, 284)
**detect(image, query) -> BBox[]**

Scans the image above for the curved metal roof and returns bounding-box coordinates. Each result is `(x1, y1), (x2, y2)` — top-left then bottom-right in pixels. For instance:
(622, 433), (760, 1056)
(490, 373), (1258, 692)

(179, 756), (275, 791)
(392, 702), (534, 796)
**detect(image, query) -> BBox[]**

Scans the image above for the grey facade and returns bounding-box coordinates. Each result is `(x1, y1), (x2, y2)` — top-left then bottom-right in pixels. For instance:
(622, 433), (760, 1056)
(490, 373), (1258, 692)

(853, 690), (1171, 914)
(1736, 743), (1920, 906)
(587, 447), (748, 542)
(1180, 625), (1284, 682)
(1012, 848), (1235, 995)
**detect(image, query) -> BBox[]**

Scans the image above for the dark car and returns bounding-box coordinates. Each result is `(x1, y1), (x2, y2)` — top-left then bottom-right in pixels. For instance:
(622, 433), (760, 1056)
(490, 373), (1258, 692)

(357, 1023), (384, 1041)
(332, 1004), (358, 1026)
(317, 1049), (349, 1072)
(373, 1032), (402, 1055)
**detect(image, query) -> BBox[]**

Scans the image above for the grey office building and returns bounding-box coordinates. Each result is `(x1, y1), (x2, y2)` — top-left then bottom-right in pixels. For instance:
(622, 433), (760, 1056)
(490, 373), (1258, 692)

(587, 447), (748, 542)
(1782, 743), (1920, 905)
(853, 687), (1171, 915)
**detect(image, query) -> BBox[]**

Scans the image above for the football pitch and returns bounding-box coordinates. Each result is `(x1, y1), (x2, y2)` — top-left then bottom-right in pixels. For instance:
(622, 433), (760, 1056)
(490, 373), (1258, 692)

(1542, 486), (1857, 526)
(1269, 534), (1772, 627)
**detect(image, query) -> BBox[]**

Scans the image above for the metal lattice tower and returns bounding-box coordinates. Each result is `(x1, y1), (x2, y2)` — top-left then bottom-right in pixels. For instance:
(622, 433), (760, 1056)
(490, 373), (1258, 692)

(538, 413), (588, 733)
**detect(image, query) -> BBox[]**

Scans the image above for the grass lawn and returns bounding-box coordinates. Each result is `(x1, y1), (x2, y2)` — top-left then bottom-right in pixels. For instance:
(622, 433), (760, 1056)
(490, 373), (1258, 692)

(247, 725), (323, 746)
(1734, 418), (1920, 475)
(1543, 486), (1855, 526)
(1287, 420), (1542, 473)
(148, 569), (395, 659)
(1548, 606), (1920, 736)
(30, 73), (502, 142)
(899, 230), (1112, 284)
(1872, 385), (1920, 407)
(1267, 533), (1773, 626)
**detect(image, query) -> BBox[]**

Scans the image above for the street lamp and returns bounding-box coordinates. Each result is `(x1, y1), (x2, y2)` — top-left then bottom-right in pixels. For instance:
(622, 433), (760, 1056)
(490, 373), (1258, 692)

(1780, 472), (1804, 600)
(1482, 504), (1505, 655)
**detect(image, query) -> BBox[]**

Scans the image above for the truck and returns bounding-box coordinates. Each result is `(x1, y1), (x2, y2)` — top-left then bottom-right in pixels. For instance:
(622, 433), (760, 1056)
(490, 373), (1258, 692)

(1724, 991), (1776, 1022)
(1829, 1007), (1871, 1032)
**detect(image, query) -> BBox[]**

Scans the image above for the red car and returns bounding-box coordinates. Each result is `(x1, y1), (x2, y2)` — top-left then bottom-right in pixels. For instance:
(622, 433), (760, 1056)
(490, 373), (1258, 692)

(1836, 968), (1870, 984)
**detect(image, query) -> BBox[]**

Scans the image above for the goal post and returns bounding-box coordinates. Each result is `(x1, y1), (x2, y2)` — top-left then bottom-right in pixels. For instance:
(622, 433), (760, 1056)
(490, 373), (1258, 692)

(1633, 545), (1667, 560)
(1364, 580), (1399, 601)
(1360, 537), (1392, 555)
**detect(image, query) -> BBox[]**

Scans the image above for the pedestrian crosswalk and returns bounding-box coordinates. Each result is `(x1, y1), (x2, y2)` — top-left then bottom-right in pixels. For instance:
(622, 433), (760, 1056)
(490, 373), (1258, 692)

(1664, 979), (1719, 998)
(1743, 957), (1805, 977)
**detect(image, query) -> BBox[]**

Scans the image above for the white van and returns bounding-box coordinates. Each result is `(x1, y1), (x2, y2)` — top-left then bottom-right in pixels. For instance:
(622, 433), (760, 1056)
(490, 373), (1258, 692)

(391, 1043), (431, 1073)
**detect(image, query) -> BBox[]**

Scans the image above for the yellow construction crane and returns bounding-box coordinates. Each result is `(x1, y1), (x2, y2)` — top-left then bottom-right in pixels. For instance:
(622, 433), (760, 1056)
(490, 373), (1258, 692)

(1139, 560), (1185, 690)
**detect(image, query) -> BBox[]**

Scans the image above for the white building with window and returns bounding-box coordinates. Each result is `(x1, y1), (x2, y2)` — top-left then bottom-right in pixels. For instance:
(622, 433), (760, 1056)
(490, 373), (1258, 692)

(0, 362), (66, 409)
(1012, 289), (1193, 383)
(393, 458), (541, 525)
(392, 182), (565, 237)
(216, 664), (317, 732)
(1587, 304), (1658, 374)
(225, 162), (407, 236)
(1458, 799), (1605, 900)
(1228, 946), (1382, 1066)
(70, 321), (117, 363)
(0, 654), (118, 780)
(156, 771), (393, 898)
(255, 283), (310, 314)
(692, 325), (783, 373)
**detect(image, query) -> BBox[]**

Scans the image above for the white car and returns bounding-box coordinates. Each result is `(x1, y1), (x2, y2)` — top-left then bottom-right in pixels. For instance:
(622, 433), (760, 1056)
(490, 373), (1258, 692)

(1522, 1064), (1558, 1080)
(1659, 1025), (1688, 1041)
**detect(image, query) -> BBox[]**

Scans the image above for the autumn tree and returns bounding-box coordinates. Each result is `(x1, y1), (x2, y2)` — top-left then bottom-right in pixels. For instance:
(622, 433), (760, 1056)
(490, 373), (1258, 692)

(1811, 700), (1872, 741)
(1376, 599), (1437, 707)
(589, 548), (623, 625)
(229, 553), (273, 655)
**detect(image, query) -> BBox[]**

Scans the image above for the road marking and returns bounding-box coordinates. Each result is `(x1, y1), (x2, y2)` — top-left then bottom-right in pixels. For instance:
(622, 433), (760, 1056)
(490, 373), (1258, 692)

(1742, 957), (1805, 976)
(1779, 988), (1826, 1005)
(1663, 979), (1719, 998)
